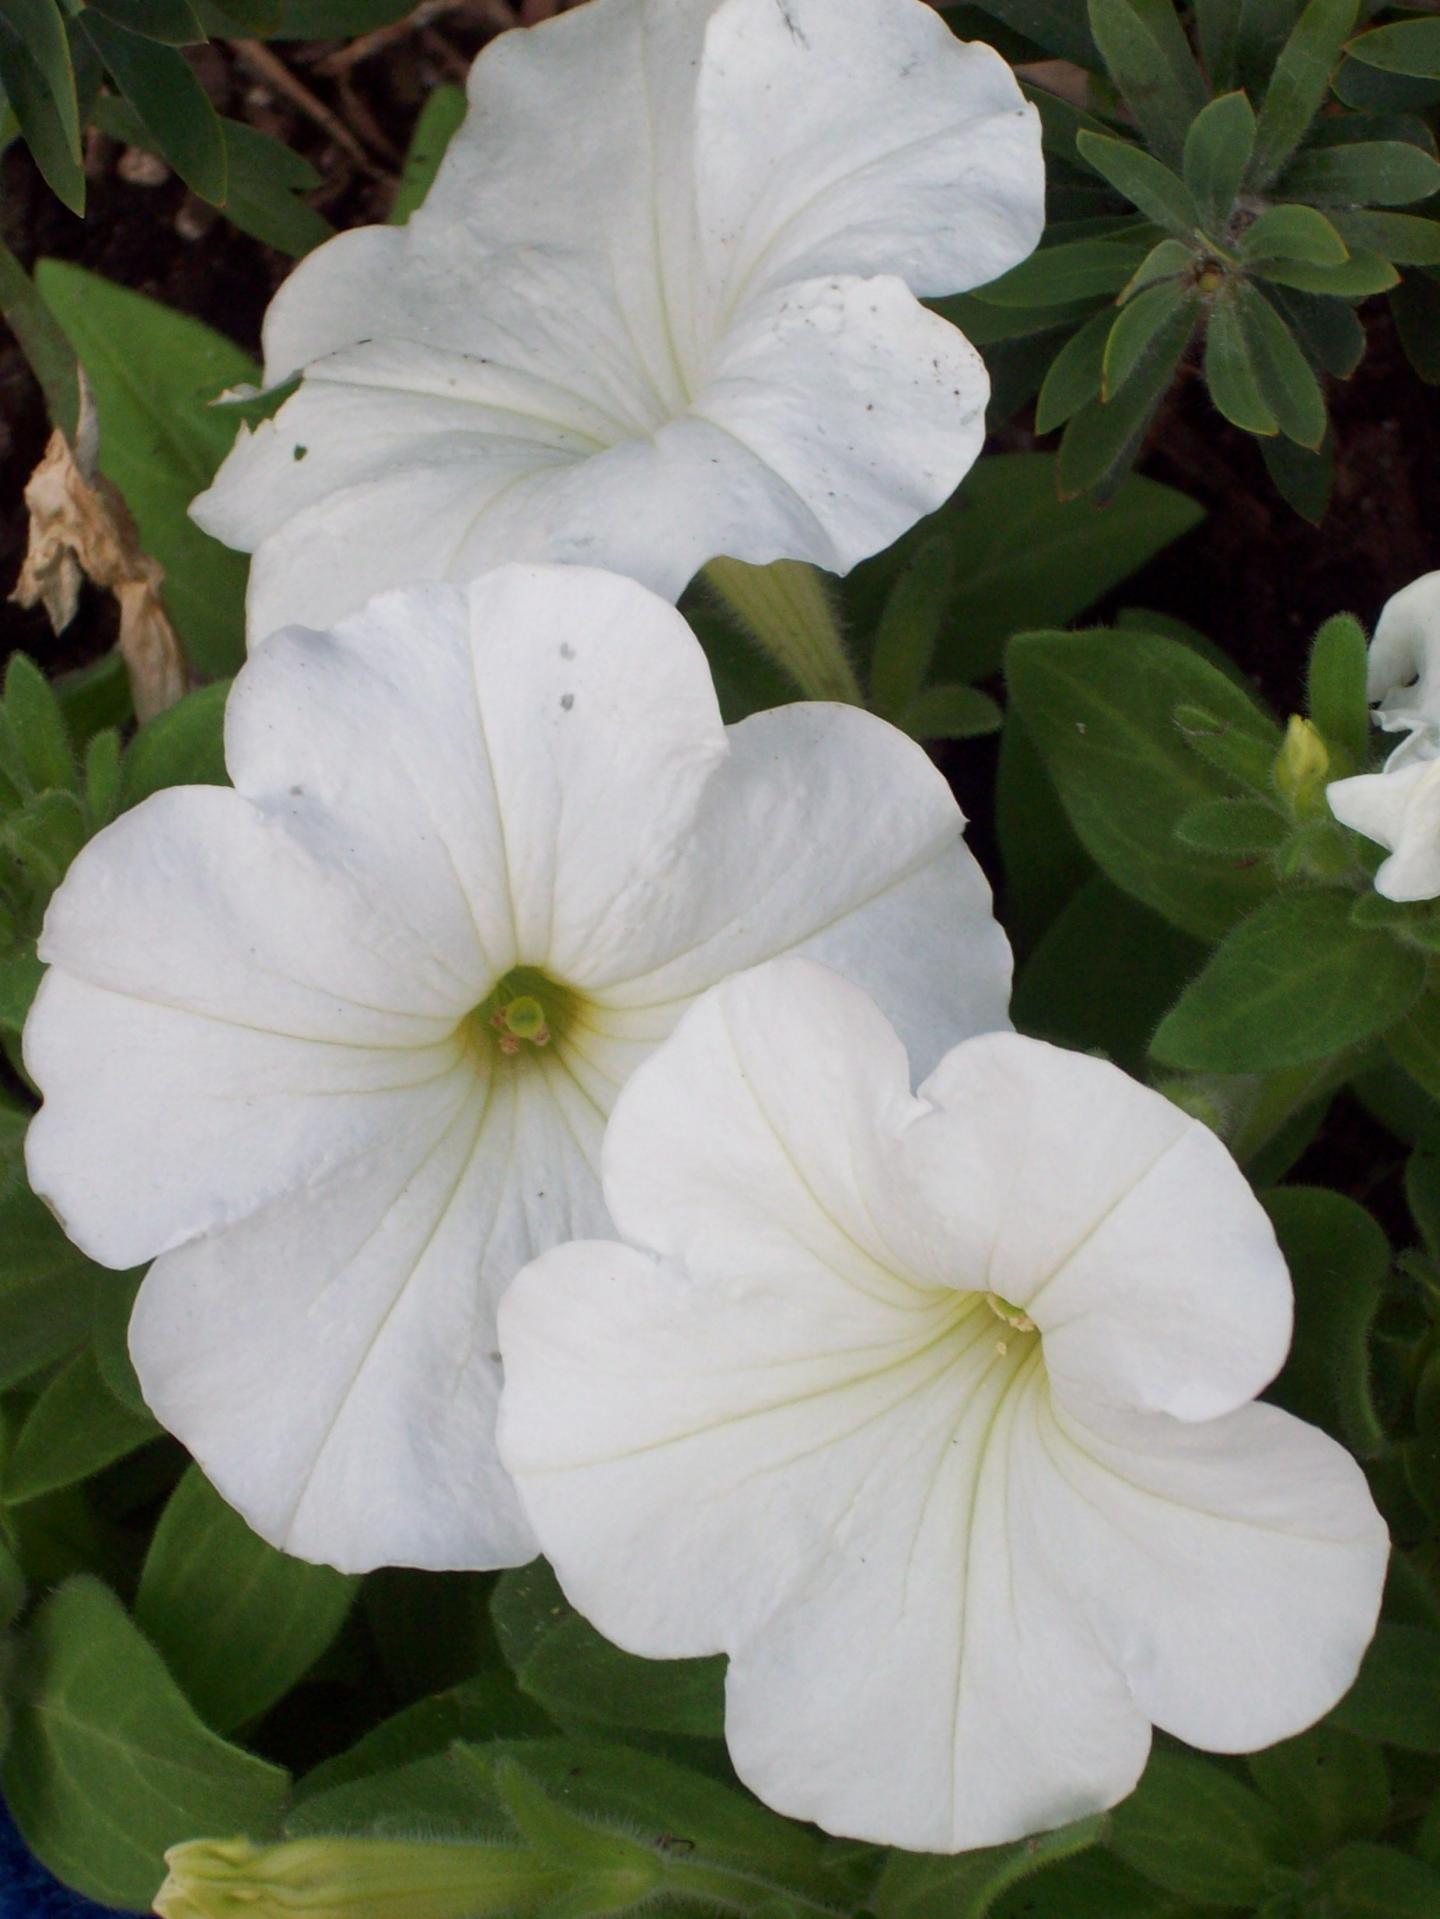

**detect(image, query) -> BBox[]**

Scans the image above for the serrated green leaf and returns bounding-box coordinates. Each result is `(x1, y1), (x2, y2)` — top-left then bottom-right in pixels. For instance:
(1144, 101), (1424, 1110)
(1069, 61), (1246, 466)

(1248, 1724), (1390, 1855)
(1087, 0), (1207, 167)
(1254, 249), (1400, 294)
(977, 238), (1147, 307)
(1331, 1624), (1440, 1750)
(1242, 202), (1351, 263)
(1007, 626), (1277, 939)
(1109, 1747), (1293, 1906)
(868, 537), (952, 722)
(1263, 1185), (1388, 1458)
(1347, 20), (1440, 82)
(86, 0), (207, 45)
(2, 1576), (290, 1909)
(904, 684), (1003, 740)
(390, 82), (466, 225)
(79, 14), (226, 203)
(1307, 611), (1369, 769)
(1251, 0), (1361, 188)
(1184, 91), (1258, 233)
(1235, 280), (1328, 447)
(134, 1466), (357, 1734)
(874, 1815), (1105, 1919)
(4, 1346), (158, 1504)
(1076, 130), (1201, 237)
(1279, 138), (1440, 205)
(1205, 293), (1281, 434)
(34, 261), (255, 679)
(120, 679), (230, 804)
(0, 21), (85, 213)
(1153, 888), (1425, 1071)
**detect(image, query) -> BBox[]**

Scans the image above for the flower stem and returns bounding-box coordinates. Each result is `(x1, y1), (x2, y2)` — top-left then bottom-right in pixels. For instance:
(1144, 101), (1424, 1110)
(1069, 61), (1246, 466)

(704, 558), (862, 705)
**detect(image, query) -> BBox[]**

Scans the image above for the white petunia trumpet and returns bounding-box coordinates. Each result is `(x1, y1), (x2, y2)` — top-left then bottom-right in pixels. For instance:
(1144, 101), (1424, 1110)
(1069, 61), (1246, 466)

(1329, 570), (1440, 899)
(191, 0), (1044, 654)
(22, 567), (1011, 1576)
(497, 958), (1389, 1854)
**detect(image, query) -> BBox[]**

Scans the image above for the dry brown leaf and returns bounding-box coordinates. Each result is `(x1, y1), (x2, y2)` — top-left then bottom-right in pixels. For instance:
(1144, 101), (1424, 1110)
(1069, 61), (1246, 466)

(10, 426), (189, 724)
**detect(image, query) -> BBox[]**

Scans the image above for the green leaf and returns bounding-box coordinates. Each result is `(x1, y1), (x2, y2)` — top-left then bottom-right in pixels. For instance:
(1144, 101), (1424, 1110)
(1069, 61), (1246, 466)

(1241, 202), (1351, 263)
(0, 236), (79, 437)
(1086, 0), (1208, 167)
(268, 0), (416, 32)
(1331, 1624), (1440, 1750)
(82, 728), (123, 830)
(494, 1560), (724, 1742)
(1012, 874), (1205, 1074)
(1152, 888), (1425, 1071)
(1389, 989), (1440, 1106)
(1184, 91), (1258, 233)
(1205, 292), (1281, 434)
(1253, 249), (1400, 294)
(85, 0), (207, 45)
(873, 1814), (1106, 1919)
(1331, 210), (1440, 266)
(1075, 130), (1201, 237)
(5, 0), (79, 156)
(996, 711), (1091, 955)
(1261, 425), (1334, 523)
(294, 1675), (551, 1802)
(903, 684), (1002, 741)
(1007, 626), (1277, 940)
(4, 651), (76, 793)
(134, 1466), (356, 1735)
(0, 1184), (103, 1392)
(1320, 1843), (1440, 1917)
(389, 83), (466, 225)
(1234, 281), (1328, 448)
(857, 454), (1204, 686)
(1108, 1746), (1293, 1907)
(1102, 278), (1195, 397)
(1116, 237), (1194, 304)
(1034, 307), (1112, 432)
(120, 679), (230, 805)
(2, 1576), (290, 1909)
(79, 14), (227, 204)
(1248, 1724), (1390, 1855)
(977, 238), (1148, 307)
(218, 116), (331, 256)
(90, 1268), (150, 1418)
(1393, 269), (1440, 384)
(1347, 20), (1440, 81)
(1057, 295), (1199, 497)
(1250, 0), (1361, 188)
(34, 261), (256, 679)
(868, 537), (952, 722)
(1174, 795), (1288, 853)
(946, 0), (1099, 65)
(1278, 138), (1440, 205)
(0, 19), (85, 213)
(1271, 282), (1366, 376)
(1264, 1184), (1388, 1460)
(1307, 611), (1370, 770)
(4, 1347), (158, 1504)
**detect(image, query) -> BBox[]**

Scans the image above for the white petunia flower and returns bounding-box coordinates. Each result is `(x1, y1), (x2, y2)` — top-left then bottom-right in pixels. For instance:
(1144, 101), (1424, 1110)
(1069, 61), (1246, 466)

(1328, 756), (1440, 902)
(22, 568), (1010, 1576)
(497, 958), (1389, 1854)
(191, 0), (1043, 647)
(1329, 570), (1440, 898)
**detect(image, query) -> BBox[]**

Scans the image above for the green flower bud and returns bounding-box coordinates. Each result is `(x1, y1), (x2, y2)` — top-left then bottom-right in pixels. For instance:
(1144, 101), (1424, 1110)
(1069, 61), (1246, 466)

(1274, 715), (1331, 816)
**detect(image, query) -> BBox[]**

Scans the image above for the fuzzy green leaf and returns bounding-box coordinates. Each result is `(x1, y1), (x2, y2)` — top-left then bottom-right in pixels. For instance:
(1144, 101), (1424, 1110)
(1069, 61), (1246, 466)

(1076, 130), (1202, 237)
(1279, 138), (1440, 205)
(1109, 1747), (1293, 1907)
(1086, 0), (1208, 166)
(1241, 202), (1351, 263)
(1235, 280), (1328, 447)
(873, 1815), (1106, 1919)
(1346, 20), (1440, 81)
(1307, 612), (1370, 770)
(1205, 292), (1281, 434)
(1033, 307), (1113, 431)
(1251, 0), (1361, 188)
(1184, 90), (1258, 233)
(977, 238), (1148, 307)
(1333, 209), (1440, 264)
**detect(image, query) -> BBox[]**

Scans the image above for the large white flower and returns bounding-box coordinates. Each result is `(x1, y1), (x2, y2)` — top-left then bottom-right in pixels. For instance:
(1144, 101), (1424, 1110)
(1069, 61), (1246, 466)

(190, 0), (1043, 642)
(1329, 570), (1440, 899)
(498, 958), (1389, 1854)
(22, 568), (1010, 1576)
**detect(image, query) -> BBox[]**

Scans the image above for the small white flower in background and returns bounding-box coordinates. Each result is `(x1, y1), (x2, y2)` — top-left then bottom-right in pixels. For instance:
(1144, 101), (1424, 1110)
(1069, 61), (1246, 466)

(191, 0), (1044, 641)
(498, 958), (1389, 1854)
(22, 567), (1010, 1575)
(1329, 570), (1440, 898)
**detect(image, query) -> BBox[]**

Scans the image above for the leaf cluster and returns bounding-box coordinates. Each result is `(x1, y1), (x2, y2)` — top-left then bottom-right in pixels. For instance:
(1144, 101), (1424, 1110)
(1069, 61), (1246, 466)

(949, 0), (1440, 517)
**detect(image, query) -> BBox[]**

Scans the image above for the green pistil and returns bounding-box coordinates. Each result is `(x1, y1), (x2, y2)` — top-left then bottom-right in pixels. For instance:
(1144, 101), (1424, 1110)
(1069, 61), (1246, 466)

(472, 967), (578, 1059)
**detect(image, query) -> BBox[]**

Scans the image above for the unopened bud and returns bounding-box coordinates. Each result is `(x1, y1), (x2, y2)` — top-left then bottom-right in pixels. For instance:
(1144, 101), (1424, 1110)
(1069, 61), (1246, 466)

(1274, 715), (1331, 815)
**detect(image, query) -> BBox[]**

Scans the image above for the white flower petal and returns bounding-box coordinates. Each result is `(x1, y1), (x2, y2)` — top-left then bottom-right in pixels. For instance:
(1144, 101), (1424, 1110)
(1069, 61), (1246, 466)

(133, 1057), (608, 1573)
(1027, 1394), (1388, 1752)
(1329, 758), (1440, 902)
(1367, 568), (1440, 731)
(192, 0), (1042, 631)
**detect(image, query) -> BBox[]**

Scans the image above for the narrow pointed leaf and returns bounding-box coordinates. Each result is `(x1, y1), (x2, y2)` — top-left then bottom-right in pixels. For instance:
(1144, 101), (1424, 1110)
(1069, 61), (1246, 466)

(1087, 0), (1208, 166)
(1103, 278), (1195, 397)
(1077, 129), (1202, 237)
(4, 0), (78, 155)
(1184, 91), (1258, 233)
(977, 238), (1149, 308)
(85, 0), (207, 44)
(79, 15), (226, 204)
(1251, 0), (1362, 187)
(869, 537), (953, 722)
(4, 1347), (159, 1504)
(1034, 306), (1112, 431)
(0, 23), (85, 213)
(1235, 282), (1329, 447)
(1205, 294), (1281, 434)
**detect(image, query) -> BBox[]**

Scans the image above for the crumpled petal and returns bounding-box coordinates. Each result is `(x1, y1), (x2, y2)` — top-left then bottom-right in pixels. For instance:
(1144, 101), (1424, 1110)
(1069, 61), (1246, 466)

(191, 0), (1042, 635)
(498, 958), (1387, 1850)
(1329, 757), (1440, 902)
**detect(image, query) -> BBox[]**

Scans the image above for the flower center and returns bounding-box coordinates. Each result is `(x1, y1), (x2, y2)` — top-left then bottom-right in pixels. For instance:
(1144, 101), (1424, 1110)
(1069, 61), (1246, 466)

(470, 967), (577, 1061)
(984, 1291), (1038, 1358)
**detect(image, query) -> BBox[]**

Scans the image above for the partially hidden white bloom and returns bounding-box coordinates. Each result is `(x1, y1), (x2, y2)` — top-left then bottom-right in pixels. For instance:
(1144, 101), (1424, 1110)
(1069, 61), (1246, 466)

(497, 958), (1389, 1854)
(191, 0), (1044, 640)
(1329, 570), (1440, 899)
(22, 567), (1011, 1575)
